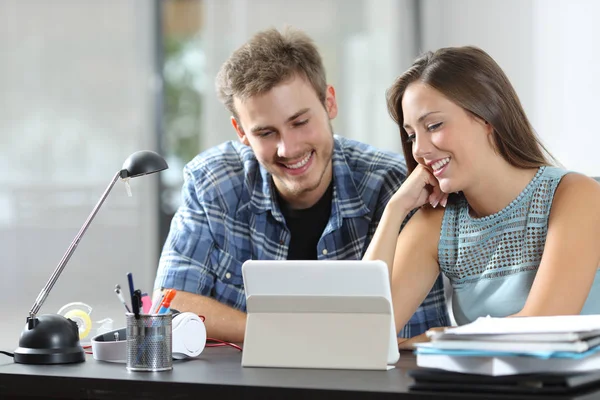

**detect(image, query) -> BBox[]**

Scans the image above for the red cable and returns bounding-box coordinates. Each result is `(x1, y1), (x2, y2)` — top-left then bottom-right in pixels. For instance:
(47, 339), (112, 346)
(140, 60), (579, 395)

(206, 338), (242, 351)
(198, 315), (243, 351)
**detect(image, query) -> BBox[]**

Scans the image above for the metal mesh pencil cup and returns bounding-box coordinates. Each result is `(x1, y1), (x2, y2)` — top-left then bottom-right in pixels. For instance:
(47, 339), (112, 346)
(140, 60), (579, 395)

(126, 313), (172, 371)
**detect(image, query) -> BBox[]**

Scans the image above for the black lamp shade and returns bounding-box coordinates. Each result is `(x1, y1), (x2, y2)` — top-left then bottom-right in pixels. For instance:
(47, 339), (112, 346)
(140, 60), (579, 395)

(14, 315), (85, 364)
(120, 150), (168, 178)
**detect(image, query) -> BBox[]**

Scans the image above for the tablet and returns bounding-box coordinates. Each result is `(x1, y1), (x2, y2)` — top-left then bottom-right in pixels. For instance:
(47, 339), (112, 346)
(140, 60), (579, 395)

(242, 259), (400, 365)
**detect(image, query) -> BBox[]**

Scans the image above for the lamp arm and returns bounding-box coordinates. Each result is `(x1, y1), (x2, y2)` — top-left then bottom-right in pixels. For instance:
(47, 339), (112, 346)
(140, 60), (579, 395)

(28, 170), (124, 319)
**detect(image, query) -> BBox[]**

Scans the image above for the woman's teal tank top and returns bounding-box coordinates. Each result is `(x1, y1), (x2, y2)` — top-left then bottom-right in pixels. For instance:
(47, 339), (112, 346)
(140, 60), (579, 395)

(439, 166), (600, 325)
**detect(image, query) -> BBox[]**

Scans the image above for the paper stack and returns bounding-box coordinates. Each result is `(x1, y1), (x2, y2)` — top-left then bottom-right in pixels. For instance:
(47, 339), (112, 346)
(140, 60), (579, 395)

(415, 315), (600, 376)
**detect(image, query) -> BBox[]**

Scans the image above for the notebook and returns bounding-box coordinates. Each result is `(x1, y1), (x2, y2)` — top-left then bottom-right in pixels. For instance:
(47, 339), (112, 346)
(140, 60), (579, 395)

(409, 368), (600, 395)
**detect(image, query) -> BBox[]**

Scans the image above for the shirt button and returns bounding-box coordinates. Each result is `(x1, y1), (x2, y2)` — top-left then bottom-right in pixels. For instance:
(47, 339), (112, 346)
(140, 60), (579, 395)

(225, 272), (231, 279)
(279, 240), (284, 245)
(322, 249), (328, 255)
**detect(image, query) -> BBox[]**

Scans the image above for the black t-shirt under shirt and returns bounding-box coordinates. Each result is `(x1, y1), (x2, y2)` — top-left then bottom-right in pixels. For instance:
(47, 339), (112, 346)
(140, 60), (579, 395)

(277, 182), (333, 260)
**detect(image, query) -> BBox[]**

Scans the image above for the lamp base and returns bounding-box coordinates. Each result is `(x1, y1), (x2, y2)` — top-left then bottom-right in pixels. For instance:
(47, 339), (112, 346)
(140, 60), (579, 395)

(14, 314), (85, 364)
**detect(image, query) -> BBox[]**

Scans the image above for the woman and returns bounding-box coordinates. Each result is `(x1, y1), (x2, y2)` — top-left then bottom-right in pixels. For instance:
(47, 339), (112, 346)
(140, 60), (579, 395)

(364, 46), (600, 348)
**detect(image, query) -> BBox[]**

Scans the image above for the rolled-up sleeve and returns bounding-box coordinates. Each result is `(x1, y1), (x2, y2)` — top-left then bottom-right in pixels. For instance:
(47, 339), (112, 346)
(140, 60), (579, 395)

(154, 167), (216, 295)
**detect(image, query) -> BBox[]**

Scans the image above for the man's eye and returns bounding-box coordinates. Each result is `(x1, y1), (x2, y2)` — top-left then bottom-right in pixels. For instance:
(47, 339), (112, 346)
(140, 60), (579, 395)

(258, 131), (273, 138)
(293, 119), (309, 127)
(427, 122), (442, 132)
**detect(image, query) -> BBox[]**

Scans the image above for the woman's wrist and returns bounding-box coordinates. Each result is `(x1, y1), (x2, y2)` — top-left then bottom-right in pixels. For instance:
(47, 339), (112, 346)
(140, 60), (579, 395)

(382, 201), (410, 227)
(385, 196), (413, 222)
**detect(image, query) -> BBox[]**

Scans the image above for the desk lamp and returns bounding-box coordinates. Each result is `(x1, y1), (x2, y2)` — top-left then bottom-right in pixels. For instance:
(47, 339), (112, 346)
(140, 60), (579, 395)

(13, 150), (168, 364)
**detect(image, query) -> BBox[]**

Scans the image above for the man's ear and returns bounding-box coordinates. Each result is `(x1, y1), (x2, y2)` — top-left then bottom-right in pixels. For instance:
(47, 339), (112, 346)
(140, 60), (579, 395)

(231, 116), (249, 146)
(325, 85), (338, 120)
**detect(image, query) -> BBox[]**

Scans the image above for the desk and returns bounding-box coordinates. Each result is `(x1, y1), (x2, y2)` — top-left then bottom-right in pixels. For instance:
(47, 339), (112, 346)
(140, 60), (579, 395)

(1, 348), (600, 400)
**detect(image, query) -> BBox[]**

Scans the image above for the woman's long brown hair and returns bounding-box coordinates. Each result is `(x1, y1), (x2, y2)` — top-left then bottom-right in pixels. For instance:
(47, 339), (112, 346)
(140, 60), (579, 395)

(386, 46), (555, 173)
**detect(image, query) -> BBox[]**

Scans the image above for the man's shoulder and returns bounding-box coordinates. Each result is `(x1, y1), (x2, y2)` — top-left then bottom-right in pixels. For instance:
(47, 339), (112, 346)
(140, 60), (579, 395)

(185, 141), (257, 176)
(335, 136), (407, 176)
(183, 141), (260, 206)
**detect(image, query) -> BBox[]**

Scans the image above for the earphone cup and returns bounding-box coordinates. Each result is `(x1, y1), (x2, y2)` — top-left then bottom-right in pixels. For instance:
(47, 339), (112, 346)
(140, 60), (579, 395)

(172, 314), (183, 330)
(172, 312), (206, 359)
(182, 318), (206, 355)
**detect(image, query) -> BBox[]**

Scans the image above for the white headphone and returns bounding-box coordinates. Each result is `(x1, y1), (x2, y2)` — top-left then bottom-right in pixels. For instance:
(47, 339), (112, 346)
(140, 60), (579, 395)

(171, 312), (206, 359)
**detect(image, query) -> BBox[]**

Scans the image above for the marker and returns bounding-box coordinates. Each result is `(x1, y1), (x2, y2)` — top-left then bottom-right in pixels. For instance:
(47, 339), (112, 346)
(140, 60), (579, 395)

(141, 293), (151, 314)
(157, 289), (177, 315)
(132, 289), (142, 319)
(114, 284), (131, 313)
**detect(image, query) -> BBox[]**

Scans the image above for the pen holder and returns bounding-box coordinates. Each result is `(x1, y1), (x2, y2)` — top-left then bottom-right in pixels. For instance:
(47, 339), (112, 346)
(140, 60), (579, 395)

(126, 313), (172, 372)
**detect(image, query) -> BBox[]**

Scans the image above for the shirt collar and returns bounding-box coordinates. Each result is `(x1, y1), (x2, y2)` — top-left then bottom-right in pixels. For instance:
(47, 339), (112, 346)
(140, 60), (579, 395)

(248, 136), (370, 219)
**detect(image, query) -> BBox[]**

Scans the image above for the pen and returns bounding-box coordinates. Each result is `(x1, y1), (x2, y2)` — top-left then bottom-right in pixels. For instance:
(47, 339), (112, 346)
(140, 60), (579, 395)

(114, 284), (131, 313)
(127, 272), (136, 299)
(151, 290), (166, 314)
(157, 289), (177, 315)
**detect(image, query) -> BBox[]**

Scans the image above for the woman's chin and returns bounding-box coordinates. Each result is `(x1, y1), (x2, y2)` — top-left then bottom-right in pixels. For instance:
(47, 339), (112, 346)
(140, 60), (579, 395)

(438, 180), (456, 195)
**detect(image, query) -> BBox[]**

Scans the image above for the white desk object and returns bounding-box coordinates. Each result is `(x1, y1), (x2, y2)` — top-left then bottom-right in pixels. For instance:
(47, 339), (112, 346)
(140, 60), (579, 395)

(241, 260), (399, 370)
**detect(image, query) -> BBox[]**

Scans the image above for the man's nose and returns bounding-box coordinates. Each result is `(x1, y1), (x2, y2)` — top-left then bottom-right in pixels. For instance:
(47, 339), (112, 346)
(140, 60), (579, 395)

(277, 131), (302, 159)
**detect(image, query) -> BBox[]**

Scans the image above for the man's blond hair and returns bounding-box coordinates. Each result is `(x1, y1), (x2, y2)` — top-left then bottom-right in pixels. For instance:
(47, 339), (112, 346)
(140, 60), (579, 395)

(216, 27), (327, 119)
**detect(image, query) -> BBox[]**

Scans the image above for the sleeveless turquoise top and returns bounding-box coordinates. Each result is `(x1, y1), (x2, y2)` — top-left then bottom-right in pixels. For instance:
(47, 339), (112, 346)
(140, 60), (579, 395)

(439, 166), (600, 325)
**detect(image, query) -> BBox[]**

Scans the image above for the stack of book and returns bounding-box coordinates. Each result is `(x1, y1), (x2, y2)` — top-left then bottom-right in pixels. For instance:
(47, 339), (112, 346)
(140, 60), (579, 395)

(415, 315), (600, 376)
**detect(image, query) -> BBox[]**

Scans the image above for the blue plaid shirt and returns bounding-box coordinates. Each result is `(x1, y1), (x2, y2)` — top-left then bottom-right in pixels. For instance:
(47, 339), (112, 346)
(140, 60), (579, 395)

(154, 136), (449, 337)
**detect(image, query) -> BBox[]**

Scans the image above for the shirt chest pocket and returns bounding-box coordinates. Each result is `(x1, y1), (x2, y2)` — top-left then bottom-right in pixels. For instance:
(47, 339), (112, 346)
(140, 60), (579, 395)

(210, 246), (245, 287)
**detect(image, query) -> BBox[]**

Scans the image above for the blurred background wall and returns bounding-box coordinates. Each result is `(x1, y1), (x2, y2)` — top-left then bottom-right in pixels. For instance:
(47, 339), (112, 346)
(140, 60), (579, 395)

(0, 0), (598, 345)
(0, 0), (160, 344)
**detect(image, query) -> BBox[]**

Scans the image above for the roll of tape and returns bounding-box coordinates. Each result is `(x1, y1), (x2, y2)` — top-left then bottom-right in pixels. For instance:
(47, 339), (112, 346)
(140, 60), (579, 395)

(64, 309), (92, 339)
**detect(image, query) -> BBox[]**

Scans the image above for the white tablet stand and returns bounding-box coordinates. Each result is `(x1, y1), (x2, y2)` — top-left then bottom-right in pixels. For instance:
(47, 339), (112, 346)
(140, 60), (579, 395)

(240, 260), (399, 370)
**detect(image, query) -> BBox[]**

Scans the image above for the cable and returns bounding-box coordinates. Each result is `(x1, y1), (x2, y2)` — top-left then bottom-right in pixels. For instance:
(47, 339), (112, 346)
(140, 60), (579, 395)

(197, 315), (242, 351)
(206, 338), (243, 351)
(1, 351), (14, 357)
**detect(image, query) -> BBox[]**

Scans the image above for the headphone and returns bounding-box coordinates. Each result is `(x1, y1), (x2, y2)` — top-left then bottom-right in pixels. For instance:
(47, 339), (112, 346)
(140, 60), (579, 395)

(172, 312), (206, 359)
(91, 311), (207, 362)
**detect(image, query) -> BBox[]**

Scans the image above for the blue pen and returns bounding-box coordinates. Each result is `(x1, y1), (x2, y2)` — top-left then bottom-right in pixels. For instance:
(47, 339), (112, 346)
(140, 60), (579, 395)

(127, 272), (136, 299)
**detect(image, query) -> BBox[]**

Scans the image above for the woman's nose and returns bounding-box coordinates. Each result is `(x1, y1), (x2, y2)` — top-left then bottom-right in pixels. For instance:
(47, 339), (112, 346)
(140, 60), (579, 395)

(412, 134), (432, 159)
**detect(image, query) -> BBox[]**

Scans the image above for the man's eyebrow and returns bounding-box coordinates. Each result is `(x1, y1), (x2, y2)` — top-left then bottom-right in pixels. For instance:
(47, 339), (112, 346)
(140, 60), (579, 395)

(286, 108), (310, 123)
(403, 111), (441, 130)
(250, 108), (311, 133)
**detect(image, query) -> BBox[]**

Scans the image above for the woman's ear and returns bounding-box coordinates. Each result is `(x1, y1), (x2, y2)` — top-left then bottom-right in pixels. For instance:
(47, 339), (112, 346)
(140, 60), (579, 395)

(482, 120), (498, 151)
(484, 120), (493, 135)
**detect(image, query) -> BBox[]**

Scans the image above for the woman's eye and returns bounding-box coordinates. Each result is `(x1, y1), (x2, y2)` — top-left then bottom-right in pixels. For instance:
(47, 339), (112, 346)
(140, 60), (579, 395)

(427, 122), (442, 132)
(405, 133), (416, 143)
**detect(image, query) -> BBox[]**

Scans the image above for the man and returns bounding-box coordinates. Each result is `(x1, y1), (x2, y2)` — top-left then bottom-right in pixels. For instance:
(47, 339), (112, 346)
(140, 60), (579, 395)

(154, 27), (449, 343)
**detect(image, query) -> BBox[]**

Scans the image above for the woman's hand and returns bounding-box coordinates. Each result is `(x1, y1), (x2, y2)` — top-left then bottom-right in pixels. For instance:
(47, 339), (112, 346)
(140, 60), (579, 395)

(390, 164), (448, 214)
(397, 327), (448, 350)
